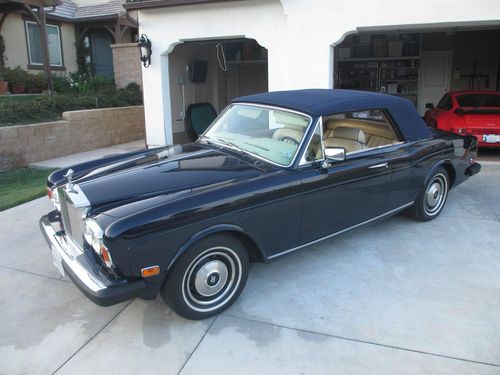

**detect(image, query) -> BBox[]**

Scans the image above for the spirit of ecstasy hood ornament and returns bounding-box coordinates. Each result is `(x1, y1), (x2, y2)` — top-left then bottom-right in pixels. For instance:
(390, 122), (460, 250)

(65, 169), (76, 193)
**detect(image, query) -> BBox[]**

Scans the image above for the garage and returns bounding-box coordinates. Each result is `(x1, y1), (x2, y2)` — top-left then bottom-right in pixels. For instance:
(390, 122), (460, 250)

(333, 27), (500, 115)
(167, 38), (268, 143)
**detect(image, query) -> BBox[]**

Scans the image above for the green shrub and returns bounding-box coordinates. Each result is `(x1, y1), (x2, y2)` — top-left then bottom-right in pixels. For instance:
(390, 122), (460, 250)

(0, 84), (143, 126)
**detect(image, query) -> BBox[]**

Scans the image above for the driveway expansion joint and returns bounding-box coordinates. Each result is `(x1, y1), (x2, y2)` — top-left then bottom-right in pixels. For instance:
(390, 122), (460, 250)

(51, 299), (134, 375)
(222, 313), (500, 368)
(0, 264), (72, 284)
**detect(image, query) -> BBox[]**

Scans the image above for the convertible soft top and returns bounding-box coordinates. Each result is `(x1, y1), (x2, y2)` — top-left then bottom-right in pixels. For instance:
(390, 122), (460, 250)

(233, 89), (432, 142)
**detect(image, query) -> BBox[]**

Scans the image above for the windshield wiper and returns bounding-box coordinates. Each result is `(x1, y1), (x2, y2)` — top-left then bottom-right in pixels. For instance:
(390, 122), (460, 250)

(216, 138), (246, 155)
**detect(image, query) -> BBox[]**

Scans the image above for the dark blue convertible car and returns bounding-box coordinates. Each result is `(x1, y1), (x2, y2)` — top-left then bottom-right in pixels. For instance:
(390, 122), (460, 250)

(40, 89), (481, 319)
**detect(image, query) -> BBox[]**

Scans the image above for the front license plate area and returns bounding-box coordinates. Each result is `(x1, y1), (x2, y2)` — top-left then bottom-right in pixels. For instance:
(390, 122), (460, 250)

(52, 245), (65, 277)
(483, 134), (500, 143)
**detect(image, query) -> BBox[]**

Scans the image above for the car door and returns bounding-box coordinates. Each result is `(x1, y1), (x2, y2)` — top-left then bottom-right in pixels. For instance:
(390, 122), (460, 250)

(299, 149), (393, 244)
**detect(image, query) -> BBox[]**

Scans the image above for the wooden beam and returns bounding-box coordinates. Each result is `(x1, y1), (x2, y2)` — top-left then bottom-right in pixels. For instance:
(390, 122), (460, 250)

(38, 4), (53, 93)
(10, 0), (44, 8)
(22, 3), (40, 24)
(119, 25), (129, 42)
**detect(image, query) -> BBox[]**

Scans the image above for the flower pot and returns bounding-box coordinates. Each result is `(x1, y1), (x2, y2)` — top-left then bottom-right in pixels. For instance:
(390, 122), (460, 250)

(12, 85), (25, 94)
(0, 81), (8, 95)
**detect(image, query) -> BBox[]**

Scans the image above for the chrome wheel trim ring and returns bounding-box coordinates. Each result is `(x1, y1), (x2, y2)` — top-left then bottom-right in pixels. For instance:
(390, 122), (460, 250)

(424, 173), (448, 216)
(181, 247), (242, 313)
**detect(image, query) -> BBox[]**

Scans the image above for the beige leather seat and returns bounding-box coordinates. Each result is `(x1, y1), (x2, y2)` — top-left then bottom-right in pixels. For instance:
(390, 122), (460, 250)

(366, 134), (394, 148)
(324, 126), (366, 153)
(272, 124), (305, 145)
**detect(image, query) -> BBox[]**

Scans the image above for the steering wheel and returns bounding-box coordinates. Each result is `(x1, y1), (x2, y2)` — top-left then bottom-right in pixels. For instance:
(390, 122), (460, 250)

(280, 136), (299, 146)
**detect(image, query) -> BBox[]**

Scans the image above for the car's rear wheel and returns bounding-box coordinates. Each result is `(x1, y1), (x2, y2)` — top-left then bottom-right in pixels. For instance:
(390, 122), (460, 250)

(409, 167), (449, 221)
(161, 234), (249, 320)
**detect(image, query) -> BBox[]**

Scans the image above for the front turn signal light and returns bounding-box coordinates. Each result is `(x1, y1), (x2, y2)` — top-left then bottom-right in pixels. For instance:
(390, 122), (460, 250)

(141, 266), (160, 278)
(100, 246), (113, 268)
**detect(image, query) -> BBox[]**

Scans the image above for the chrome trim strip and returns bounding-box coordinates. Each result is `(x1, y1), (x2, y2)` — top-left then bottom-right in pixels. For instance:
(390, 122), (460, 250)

(41, 219), (108, 292)
(205, 102), (314, 169)
(268, 201), (414, 260)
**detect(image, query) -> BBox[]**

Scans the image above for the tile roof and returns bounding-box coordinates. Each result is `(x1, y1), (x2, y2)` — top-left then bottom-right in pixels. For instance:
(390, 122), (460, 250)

(74, 0), (126, 19)
(47, 0), (126, 21)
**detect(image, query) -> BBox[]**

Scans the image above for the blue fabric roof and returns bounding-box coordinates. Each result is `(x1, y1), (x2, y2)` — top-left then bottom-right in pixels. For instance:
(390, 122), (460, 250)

(233, 89), (432, 141)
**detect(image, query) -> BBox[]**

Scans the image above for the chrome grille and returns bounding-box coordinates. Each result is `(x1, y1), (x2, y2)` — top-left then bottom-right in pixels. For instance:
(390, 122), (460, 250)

(58, 188), (86, 248)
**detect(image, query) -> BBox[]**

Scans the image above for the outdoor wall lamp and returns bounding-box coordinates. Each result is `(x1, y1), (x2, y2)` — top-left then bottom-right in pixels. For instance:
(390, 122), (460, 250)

(138, 34), (152, 68)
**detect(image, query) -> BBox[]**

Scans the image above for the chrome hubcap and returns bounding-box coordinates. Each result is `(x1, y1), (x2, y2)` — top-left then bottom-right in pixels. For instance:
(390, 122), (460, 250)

(194, 260), (228, 297)
(182, 247), (242, 312)
(424, 174), (447, 216)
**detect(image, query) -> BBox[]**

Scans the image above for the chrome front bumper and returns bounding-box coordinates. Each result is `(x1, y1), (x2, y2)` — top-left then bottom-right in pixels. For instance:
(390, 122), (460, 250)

(40, 212), (146, 306)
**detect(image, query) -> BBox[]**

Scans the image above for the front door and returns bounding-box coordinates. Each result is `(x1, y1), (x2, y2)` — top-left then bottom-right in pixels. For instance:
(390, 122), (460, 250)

(91, 32), (114, 77)
(300, 151), (392, 244)
(418, 51), (452, 115)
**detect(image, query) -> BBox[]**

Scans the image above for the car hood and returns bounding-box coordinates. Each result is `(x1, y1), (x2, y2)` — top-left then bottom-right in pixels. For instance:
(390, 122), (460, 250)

(77, 144), (264, 211)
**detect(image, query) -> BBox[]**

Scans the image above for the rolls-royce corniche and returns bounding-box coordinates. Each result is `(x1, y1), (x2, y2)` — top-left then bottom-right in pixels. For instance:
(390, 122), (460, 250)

(40, 89), (481, 320)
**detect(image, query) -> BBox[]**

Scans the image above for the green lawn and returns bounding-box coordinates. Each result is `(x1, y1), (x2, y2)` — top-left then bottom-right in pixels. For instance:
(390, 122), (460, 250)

(0, 167), (57, 212)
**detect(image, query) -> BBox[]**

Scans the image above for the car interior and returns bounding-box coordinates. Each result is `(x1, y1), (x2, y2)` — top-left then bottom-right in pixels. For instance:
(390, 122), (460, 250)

(304, 110), (401, 162)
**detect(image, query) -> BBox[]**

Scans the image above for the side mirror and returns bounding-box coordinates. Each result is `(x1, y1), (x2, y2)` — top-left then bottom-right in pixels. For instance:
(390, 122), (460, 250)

(322, 147), (346, 168)
(425, 103), (434, 109)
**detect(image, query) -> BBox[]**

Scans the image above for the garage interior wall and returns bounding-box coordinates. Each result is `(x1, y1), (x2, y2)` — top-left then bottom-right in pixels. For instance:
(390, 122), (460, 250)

(168, 40), (268, 143)
(422, 30), (500, 92)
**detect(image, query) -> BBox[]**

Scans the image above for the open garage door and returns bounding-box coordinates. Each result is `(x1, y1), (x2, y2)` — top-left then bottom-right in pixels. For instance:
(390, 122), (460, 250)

(333, 26), (500, 161)
(333, 28), (500, 115)
(168, 39), (268, 143)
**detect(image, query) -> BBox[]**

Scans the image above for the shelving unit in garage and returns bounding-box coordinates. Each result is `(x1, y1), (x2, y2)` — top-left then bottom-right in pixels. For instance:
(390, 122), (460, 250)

(334, 33), (422, 106)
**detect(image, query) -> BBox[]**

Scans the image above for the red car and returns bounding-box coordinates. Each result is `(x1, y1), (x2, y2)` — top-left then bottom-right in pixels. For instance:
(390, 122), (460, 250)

(424, 90), (500, 147)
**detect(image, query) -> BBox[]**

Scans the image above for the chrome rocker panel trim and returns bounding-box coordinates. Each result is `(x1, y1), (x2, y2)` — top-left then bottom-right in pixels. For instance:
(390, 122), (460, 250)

(268, 201), (415, 260)
(39, 213), (146, 306)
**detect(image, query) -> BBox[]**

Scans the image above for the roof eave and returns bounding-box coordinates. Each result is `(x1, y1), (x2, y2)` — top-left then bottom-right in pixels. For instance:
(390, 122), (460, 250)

(123, 0), (246, 11)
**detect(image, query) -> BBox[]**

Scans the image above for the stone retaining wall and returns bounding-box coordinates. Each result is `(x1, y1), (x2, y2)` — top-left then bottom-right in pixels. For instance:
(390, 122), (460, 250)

(0, 106), (145, 171)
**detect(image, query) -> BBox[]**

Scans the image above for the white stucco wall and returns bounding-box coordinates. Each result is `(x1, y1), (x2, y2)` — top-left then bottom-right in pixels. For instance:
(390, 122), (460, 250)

(137, 0), (500, 146)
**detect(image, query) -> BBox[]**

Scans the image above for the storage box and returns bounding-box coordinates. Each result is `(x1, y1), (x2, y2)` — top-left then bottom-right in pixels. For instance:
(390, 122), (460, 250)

(354, 45), (371, 58)
(388, 40), (404, 57)
(372, 39), (387, 57)
(338, 47), (351, 59)
(387, 83), (398, 94)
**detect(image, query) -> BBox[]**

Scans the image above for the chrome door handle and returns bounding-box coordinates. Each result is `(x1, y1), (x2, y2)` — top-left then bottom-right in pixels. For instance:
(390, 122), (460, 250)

(369, 162), (389, 169)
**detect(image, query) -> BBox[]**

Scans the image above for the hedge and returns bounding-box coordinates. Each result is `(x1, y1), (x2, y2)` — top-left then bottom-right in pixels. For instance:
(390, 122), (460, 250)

(0, 83), (143, 126)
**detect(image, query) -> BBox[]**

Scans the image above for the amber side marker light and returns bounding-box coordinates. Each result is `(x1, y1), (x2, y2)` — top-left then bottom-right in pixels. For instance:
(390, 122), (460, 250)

(141, 266), (160, 278)
(46, 187), (53, 200)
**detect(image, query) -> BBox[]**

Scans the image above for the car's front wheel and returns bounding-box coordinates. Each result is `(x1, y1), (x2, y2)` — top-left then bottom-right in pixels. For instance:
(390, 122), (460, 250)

(409, 167), (449, 221)
(161, 234), (249, 320)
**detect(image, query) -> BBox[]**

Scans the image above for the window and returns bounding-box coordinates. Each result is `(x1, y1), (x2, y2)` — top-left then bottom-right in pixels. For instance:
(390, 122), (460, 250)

(26, 21), (63, 67)
(436, 94), (452, 110)
(456, 94), (500, 108)
(204, 104), (311, 166)
(303, 121), (323, 163)
(323, 109), (400, 154)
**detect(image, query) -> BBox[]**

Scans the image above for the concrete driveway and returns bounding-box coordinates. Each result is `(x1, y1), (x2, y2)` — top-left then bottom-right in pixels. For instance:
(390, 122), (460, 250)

(1, 168), (500, 375)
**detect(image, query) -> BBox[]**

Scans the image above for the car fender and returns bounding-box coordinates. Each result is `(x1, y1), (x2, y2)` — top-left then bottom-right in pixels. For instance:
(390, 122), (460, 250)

(166, 223), (266, 272)
(424, 159), (455, 187)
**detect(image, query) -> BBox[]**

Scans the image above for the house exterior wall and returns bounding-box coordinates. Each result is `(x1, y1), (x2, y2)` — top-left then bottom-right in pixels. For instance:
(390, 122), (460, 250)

(1, 13), (78, 73)
(137, 0), (500, 146)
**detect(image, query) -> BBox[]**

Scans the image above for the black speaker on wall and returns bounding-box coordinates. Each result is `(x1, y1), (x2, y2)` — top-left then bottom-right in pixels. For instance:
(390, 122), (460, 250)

(191, 60), (208, 83)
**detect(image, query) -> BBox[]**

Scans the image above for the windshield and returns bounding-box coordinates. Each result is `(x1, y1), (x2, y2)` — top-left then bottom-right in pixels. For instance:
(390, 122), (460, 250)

(456, 94), (500, 108)
(203, 104), (311, 166)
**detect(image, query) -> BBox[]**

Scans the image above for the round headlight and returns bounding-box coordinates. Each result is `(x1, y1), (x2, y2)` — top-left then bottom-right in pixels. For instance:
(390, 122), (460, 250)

(84, 220), (104, 253)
